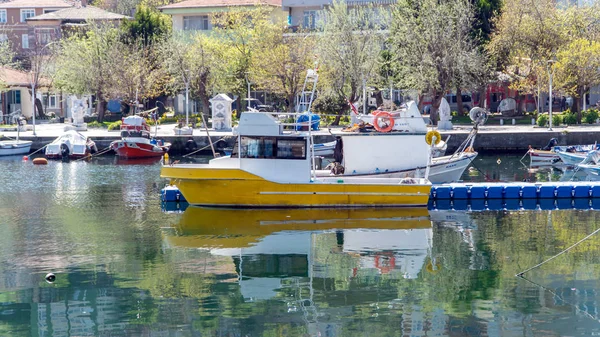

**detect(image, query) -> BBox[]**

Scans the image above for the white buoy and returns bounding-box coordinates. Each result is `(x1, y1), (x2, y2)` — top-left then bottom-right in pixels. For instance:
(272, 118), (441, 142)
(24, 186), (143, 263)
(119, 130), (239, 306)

(45, 273), (56, 283)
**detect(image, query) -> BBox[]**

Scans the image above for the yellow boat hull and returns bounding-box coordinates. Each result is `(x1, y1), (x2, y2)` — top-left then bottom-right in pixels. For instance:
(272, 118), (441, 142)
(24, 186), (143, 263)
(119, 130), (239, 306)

(161, 166), (431, 208)
(166, 207), (431, 249)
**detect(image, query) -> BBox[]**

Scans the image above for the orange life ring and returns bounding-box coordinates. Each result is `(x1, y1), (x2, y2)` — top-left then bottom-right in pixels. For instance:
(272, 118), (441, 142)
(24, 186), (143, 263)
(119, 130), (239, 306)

(373, 111), (394, 132)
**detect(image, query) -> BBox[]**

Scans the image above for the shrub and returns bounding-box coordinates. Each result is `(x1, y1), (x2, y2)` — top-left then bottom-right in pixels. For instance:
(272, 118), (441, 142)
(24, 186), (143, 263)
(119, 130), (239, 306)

(108, 120), (122, 131)
(87, 121), (106, 129)
(312, 94), (348, 116)
(537, 114), (548, 127)
(563, 113), (577, 125)
(552, 114), (562, 126)
(585, 109), (599, 124)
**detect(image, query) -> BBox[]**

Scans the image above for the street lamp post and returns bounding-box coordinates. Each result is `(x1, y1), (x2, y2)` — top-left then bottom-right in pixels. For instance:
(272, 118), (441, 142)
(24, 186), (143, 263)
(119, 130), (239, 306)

(547, 59), (555, 131)
(185, 78), (189, 127)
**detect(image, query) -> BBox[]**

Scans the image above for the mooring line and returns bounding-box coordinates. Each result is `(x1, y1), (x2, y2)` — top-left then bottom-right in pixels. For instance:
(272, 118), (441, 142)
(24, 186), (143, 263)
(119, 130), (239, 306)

(516, 226), (600, 277)
(518, 274), (600, 323)
(73, 146), (113, 162)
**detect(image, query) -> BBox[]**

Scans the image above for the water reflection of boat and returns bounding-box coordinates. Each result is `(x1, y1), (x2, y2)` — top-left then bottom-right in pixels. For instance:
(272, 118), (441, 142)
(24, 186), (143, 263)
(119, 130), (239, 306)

(163, 206), (435, 335)
(166, 206), (431, 249)
(115, 156), (161, 165)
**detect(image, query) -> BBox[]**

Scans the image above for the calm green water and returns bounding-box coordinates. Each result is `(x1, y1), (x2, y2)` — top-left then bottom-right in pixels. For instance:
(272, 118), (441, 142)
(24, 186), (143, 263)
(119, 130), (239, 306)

(0, 155), (599, 336)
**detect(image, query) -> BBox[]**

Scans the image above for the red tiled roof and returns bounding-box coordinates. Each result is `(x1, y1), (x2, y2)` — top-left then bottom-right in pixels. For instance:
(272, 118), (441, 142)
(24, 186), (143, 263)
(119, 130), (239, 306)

(159, 0), (281, 10)
(27, 6), (130, 21)
(0, 67), (30, 87)
(0, 67), (50, 87)
(0, 0), (73, 9)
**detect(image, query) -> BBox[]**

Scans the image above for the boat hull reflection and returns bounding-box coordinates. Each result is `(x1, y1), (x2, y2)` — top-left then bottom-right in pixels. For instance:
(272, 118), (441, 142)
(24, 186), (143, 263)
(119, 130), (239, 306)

(165, 207), (431, 249)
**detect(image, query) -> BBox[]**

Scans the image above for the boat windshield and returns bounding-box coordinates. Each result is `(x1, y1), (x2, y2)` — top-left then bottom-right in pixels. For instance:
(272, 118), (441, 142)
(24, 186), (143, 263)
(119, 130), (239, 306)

(121, 130), (148, 138)
(231, 136), (306, 160)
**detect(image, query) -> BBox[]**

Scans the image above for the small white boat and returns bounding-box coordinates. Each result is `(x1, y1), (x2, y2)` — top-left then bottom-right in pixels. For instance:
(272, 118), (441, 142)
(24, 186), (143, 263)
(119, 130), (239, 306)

(45, 130), (97, 160)
(527, 138), (598, 165)
(0, 136), (31, 156)
(557, 150), (589, 166)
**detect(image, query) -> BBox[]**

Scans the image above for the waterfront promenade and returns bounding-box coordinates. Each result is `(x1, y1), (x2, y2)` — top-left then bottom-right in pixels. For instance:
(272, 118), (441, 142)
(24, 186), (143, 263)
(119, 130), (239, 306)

(4, 121), (600, 155)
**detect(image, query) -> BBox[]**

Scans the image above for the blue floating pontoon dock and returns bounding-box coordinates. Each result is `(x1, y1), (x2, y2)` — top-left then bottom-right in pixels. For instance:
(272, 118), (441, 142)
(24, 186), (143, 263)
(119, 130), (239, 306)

(430, 182), (600, 201)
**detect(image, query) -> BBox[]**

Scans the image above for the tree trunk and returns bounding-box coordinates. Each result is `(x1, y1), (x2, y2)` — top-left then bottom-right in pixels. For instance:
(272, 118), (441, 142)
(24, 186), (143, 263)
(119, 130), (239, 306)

(456, 87), (463, 115)
(477, 87), (486, 109)
(287, 93), (295, 112)
(96, 91), (105, 122)
(417, 93), (424, 113)
(576, 86), (584, 123)
(374, 89), (383, 108)
(430, 91), (443, 126)
(517, 94), (526, 115)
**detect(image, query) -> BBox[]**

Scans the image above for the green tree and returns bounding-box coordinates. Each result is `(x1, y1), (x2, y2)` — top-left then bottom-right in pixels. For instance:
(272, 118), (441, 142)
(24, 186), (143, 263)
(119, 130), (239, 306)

(253, 26), (316, 112)
(54, 24), (123, 121)
(554, 39), (600, 119)
(317, 0), (386, 124)
(161, 32), (227, 116)
(391, 0), (488, 124)
(488, 0), (564, 114)
(122, 4), (171, 46)
(211, 7), (280, 114)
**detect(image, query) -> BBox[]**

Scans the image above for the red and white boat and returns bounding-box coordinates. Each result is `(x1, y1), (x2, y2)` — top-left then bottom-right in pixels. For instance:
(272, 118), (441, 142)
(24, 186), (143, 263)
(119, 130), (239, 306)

(110, 116), (171, 158)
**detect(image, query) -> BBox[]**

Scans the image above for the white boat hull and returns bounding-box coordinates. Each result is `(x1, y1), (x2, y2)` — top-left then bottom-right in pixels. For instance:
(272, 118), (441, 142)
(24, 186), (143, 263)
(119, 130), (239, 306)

(0, 140), (32, 156)
(316, 152), (477, 184)
(557, 151), (587, 165)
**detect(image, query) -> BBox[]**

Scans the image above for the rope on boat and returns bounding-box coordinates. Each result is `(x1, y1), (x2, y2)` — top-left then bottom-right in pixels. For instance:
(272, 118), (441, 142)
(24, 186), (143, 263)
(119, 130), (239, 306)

(518, 274), (600, 322)
(182, 137), (228, 158)
(27, 141), (53, 157)
(73, 146), (113, 162)
(516, 226), (600, 277)
(519, 149), (530, 163)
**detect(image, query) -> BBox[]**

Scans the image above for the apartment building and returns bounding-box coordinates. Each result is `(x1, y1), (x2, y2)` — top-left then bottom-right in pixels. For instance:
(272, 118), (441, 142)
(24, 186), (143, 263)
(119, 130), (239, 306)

(0, 0), (73, 54)
(159, 0), (284, 32)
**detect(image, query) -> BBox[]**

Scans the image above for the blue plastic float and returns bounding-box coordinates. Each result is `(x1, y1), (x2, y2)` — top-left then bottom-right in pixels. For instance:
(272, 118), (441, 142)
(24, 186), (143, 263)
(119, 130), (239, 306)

(430, 182), (600, 202)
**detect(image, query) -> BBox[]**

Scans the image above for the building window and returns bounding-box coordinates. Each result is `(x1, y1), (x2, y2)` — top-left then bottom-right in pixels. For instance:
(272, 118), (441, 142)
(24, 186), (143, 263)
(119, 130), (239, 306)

(183, 16), (210, 31)
(303, 10), (320, 29)
(43, 94), (58, 109)
(0, 10), (6, 23)
(0, 34), (7, 43)
(21, 34), (29, 49)
(43, 9), (57, 14)
(21, 9), (36, 22)
(37, 30), (53, 45)
(232, 136), (306, 159)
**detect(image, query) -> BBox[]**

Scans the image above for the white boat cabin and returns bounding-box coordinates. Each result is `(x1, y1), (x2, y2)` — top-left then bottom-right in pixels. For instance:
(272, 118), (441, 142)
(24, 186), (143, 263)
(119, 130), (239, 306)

(210, 112), (312, 183)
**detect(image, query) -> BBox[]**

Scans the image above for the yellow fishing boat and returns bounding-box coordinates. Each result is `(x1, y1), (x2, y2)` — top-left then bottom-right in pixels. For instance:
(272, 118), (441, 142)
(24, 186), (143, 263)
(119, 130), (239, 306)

(161, 112), (431, 208)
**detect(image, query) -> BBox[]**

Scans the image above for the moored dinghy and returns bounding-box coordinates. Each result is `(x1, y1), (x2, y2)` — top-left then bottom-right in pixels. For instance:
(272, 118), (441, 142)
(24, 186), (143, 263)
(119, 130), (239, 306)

(161, 111), (431, 208)
(45, 130), (97, 160)
(0, 134), (32, 156)
(110, 115), (171, 158)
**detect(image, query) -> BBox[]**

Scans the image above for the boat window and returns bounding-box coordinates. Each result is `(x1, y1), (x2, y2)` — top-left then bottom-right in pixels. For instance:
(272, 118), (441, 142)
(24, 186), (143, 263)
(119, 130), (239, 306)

(277, 138), (306, 159)
(232, 136), (306, 159)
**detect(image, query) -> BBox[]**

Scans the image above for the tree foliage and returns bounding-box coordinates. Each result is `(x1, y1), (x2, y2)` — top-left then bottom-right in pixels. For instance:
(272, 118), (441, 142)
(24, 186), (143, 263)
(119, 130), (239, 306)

(54, 24), (168, 121)
(316, 0), (386, 124)
(252, 27), (316, 112)
(160, 32), (228, 116)
(490, 1), (600, 116)
(211, 7), (282, 111)
(391, 0), (488, 123)
(122, 4), (171, 46)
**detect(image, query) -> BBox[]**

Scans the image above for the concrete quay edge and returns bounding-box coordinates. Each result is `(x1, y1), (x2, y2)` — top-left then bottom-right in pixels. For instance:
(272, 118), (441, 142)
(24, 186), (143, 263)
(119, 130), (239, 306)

(2, 123), (600, 155)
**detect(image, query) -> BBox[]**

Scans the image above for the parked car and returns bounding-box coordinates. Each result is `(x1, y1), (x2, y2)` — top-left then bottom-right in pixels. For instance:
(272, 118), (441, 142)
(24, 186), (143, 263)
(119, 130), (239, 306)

(245, 98), (276, 112)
